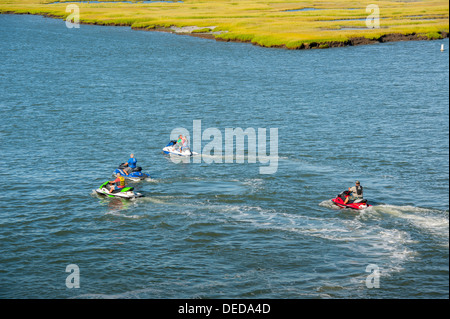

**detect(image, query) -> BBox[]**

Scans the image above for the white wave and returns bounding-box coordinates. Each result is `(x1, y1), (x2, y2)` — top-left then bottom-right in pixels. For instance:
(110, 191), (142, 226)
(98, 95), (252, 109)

(138, 196), (173, 205)
(375, 204), (445, 215)
(375, 204), (449, 244)
(320, 201), (448, 245)
(225, 202), (417, 277)
(319, 199), (340, 210)
(104, 208), (145, 219)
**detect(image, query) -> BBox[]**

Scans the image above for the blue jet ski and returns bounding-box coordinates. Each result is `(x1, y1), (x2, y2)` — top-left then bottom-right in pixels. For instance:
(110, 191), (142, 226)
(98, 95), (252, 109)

(113, 163), (150, 181)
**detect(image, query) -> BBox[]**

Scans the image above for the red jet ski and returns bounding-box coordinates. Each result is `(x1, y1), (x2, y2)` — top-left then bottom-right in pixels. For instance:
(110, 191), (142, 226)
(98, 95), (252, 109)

(332, 190), (372, 210)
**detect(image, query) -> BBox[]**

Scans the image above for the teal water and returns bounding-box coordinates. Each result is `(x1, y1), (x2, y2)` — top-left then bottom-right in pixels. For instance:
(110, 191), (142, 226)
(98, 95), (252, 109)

(0, 14), (448, 299)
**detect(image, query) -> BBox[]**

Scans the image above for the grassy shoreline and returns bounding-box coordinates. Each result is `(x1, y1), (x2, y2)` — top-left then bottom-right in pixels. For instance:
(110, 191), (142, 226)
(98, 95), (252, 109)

(1, 0), (448, 50)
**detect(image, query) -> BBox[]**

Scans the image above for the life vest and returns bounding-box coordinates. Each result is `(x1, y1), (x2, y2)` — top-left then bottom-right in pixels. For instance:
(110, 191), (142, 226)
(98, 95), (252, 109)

(355, 185), (363, 196)
(116, 176), (126, 188)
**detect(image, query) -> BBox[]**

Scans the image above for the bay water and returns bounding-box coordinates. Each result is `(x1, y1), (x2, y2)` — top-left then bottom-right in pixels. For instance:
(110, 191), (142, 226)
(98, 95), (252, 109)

(0, 14), (448, 299)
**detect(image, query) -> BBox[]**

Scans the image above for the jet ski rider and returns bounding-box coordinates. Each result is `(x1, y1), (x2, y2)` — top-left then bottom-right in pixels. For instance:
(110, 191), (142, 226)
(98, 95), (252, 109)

(180, 136), (189, 152)
(344, 180), (363, 204)
(176, 135), (184, 151)
(122, 153), (137, 175)
(109, 173), (126, 193)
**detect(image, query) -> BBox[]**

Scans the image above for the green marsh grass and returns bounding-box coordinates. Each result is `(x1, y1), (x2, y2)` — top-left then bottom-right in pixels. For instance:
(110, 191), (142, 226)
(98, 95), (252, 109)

(1, 0), (448, 49)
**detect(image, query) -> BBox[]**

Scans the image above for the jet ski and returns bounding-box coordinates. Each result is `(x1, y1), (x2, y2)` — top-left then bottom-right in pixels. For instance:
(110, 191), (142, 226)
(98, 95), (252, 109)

(95, 181), (143, 199)
(331, 190), (372, 210)
(113, 163), (150, 181)
(162, 140), (198, 157)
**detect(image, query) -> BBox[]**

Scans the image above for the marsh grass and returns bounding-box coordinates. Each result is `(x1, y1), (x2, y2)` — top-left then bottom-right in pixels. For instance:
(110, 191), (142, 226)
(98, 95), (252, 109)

(191, 27), (211, 33)
(1, 0), (448, 48)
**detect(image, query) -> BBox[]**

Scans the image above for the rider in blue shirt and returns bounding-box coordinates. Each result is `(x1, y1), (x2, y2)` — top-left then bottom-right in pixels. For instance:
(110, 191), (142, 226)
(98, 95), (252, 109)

(123, 154), (137, 174)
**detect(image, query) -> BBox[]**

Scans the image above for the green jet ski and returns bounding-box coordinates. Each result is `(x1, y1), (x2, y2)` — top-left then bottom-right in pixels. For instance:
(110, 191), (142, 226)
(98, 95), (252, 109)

(95, 181), (143, 199)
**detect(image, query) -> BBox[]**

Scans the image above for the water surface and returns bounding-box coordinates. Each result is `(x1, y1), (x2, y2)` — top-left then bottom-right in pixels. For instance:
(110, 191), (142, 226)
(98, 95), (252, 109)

(0, 14), (448, 299)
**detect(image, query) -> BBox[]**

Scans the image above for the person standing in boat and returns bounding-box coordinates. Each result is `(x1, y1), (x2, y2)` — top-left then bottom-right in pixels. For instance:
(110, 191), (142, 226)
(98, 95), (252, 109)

(181, 136), (189, 153)
(176, 135), (183, 151)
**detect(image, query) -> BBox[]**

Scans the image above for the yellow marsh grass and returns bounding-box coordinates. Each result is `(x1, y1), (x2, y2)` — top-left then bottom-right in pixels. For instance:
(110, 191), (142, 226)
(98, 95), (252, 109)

(0, 0), (448, 48)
